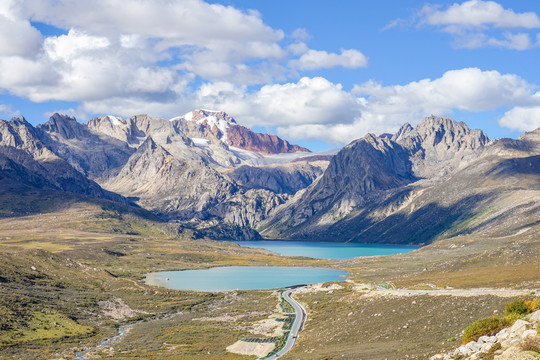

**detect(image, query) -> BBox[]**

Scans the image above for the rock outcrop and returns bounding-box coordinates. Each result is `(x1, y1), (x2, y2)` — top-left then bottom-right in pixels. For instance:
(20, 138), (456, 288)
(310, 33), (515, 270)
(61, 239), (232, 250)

(260, 116), (538, 244)
(227, 160), (328, 195)
(3, 111), (538, 244)
(392, 115), (489, 178)
(430, 310), (540, 360)
(0, 116), (125, 202)
(38, 114), (134, 180)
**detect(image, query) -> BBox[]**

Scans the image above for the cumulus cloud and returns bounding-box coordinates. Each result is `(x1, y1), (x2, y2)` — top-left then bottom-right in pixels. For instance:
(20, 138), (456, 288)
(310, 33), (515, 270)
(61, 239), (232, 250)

(291, 28), (311, 41)
(421, 0), (540, 29)
(252, 69), (538, 144)
(0, 15), (42, 57)
(417, 0), (540, 50)
(0, 0), (367, 114)
(32, 67), (540, 145)
(183, 68), (539, 145)
(291, 49), (368, 70)
(353, 68), (537, 113)
(194, 77), (361, 126)
(499, 104), (540, 131)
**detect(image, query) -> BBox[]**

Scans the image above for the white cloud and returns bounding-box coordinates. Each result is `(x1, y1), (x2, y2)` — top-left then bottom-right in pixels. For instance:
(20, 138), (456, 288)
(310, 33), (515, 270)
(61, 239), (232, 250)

(33, 68), (540, 145)
(0, 14), (42, 57)
(0, 0), (367, 111)
(272, 68), (540, 144)
(193, 77), (361, 128)
(422, 0), (540, 29)
(291, 49), (368, 70)
(287, 42), (309, 56)
(291, 28), (311, 41)
(486, 32), (534, 50)
(417, 0), (540, 50)
(353, 68), (538, 114)
(15, 0), (286, 83)
(499, 104), (540, 131)
(44, 29), (109, 61)
(0, 104), (20, 119)
(187, 69), (540, 145)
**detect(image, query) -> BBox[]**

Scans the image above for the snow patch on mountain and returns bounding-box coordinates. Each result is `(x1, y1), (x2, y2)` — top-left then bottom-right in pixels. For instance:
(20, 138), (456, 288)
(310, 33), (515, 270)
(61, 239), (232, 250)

(191, 137), (210, 147)
(228, 147), (337, 166)
(196, 115), (230, 142)
(107, 115), (121, 126)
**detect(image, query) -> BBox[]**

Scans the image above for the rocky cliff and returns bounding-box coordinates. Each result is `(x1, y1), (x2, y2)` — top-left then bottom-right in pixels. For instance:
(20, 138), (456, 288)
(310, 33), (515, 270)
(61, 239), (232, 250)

(392, 115), (489, 178)
(38, 114), (134, 180)
(0, 116), (125, 202)
(3, 111), (538, 244)
(226, 160), (328, 195)
(259, 116), (538, 244)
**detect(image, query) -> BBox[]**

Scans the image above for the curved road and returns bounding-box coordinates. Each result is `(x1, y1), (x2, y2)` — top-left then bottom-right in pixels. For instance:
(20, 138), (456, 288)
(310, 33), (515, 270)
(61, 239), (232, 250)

(265, 288), (306, 360)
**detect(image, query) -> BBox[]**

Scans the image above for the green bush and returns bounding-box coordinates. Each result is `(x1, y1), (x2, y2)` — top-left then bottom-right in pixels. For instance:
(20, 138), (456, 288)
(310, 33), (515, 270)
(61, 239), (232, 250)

(505, 300), (533, 317)
(525, 298), (540, 312)
(463, 316), (510, 344)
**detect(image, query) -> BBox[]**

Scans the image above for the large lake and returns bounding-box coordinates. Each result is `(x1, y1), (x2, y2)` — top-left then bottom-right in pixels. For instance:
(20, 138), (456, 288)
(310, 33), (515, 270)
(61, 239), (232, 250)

(233, 240), (418, 259)
(145, 266), (349, 291)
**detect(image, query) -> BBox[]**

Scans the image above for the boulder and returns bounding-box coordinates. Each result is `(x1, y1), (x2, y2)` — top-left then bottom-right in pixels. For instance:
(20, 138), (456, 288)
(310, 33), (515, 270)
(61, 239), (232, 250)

(529, 310), (540, 324)
(480, 342), (494, 353)
(509, 319), (531, 335)
(465, 341), (482, 353)
(521, 329), (538, 340)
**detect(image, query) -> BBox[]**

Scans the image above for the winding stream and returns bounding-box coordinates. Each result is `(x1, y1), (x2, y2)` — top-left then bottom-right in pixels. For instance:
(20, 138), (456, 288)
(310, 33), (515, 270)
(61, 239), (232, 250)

(74, 320), (142, 359)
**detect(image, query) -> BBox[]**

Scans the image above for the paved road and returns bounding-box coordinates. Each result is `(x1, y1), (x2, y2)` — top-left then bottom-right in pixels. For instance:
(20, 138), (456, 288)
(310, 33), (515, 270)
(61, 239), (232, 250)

(265, 288), (306, 360)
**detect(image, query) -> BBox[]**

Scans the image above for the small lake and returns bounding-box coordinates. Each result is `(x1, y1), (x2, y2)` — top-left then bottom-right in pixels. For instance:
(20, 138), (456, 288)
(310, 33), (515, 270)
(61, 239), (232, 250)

(233, 240), (418, 259)
(145, 266), (349, 291)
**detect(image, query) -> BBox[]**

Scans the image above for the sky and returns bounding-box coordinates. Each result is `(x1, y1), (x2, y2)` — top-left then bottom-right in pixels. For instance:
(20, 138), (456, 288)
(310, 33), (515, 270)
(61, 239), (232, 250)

(1, 0), (540, 151)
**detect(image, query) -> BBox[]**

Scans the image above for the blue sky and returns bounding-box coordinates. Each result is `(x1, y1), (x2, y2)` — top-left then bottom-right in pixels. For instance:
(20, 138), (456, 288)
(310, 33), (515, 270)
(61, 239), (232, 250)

(1, 1), (540, 151)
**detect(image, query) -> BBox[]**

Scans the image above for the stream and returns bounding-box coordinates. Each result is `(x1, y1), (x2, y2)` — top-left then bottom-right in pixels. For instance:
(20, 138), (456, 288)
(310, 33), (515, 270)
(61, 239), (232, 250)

(74, 320), (142, 359)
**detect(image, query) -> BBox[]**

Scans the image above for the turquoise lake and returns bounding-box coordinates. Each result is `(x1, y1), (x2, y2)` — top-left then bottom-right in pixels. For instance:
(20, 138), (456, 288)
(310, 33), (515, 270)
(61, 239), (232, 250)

(233, 240), (418, 259)
(145, 266), (349, 291)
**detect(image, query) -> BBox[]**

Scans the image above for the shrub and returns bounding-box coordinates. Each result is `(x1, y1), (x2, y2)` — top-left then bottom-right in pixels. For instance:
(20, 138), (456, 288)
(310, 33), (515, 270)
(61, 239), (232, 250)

(463, 316), (510, 344)
(505, 299), (532, 317)
(524, 298), (540, 312)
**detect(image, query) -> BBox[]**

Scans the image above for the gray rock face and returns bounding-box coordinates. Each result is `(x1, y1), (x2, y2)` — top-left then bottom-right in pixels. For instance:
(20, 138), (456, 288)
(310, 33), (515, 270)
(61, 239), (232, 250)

(226, 161), (327, 195)
(260, 133), (416, 239)
(260, 116), (537, 244)
(392, 115), (489, 178)
(38, 114), (134, 181)
(0, 116), (124, 202)
(4, 111), (537, 244)
(102, 136), (238, 219)
(174, 109), (310, 154)
(101, 136), (288, 237)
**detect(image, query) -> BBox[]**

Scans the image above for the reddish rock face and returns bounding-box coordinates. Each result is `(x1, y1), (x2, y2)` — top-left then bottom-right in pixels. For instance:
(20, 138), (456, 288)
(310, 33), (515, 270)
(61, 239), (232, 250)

(226, 124), (310, 155)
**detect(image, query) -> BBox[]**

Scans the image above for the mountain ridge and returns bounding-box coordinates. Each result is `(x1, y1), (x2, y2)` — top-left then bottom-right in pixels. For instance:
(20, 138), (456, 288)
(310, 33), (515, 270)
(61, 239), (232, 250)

(1, 111), (538, 244)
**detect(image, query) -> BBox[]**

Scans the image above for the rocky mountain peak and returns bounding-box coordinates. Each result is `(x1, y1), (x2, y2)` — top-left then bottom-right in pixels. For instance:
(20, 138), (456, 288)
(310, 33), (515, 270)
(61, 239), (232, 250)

(391, 123), (414, 143)
(0, 116), (49, 157)
(391, 115), (489, 178)
(39, 113), (88, 140)
(404, 115), (488, 148)
(179, 109), (237, 125)
(171, 109), (310, 155)
(8, 115), (30, 126)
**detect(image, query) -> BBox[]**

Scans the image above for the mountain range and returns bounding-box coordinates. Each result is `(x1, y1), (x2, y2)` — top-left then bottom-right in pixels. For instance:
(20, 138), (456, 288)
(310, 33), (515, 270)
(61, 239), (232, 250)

(1, 110), (538, 244)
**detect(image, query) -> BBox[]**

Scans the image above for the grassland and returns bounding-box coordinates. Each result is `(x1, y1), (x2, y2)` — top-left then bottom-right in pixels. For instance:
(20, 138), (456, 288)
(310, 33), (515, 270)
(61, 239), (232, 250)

(0, 193), (325, 359)
(0, 190), (538, 359)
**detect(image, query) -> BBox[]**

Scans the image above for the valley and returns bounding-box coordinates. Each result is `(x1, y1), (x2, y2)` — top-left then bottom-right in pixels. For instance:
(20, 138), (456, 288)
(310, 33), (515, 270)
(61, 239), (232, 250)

(0, 111), (539, 359)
